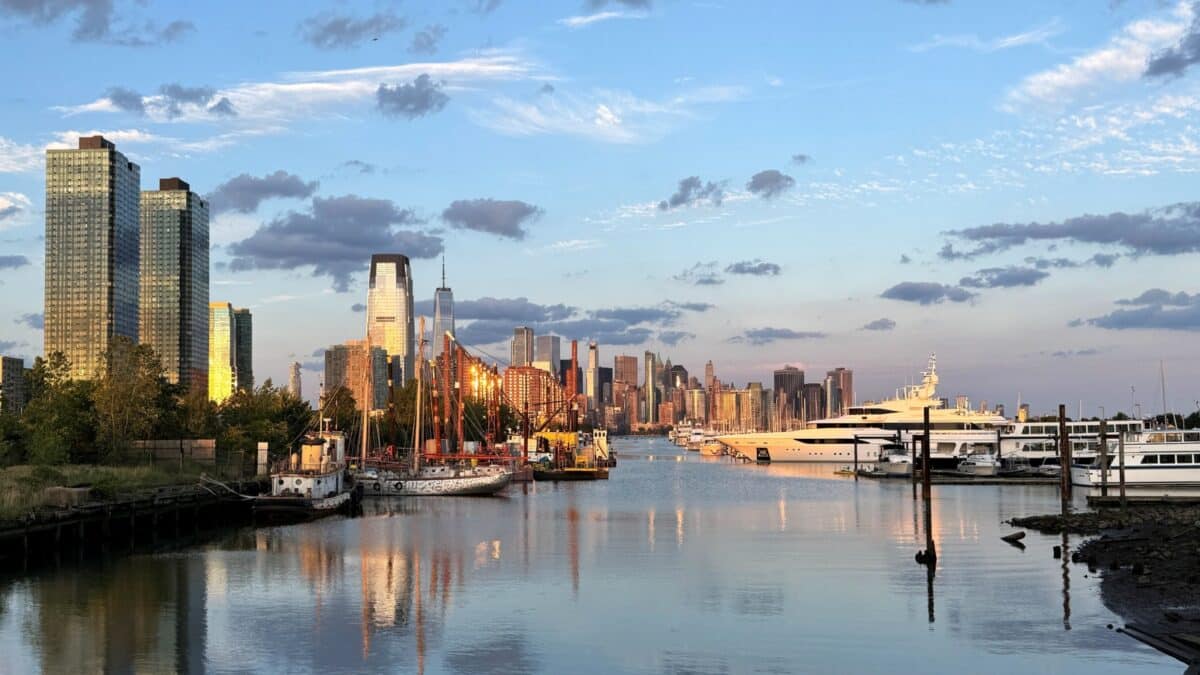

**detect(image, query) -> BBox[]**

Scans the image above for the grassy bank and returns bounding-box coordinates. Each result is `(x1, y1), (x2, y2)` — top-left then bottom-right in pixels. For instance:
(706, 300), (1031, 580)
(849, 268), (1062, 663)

(0, 465), (205, 523)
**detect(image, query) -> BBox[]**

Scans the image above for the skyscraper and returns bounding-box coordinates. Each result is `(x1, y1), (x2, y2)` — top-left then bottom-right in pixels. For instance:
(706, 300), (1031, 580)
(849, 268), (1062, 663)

(367, 254), (415, 389)
(324, 341), (389, 411)
(288, 362), (302, 399)
(208, 302), (236, 403)
(704, 360), (715, 390)
(233, 308), (253, 391)
(824, 367), (853, 416)
(614, 355), (638, 386)
(511, 327), (533, 367)
(535, 335), (561, 376)
(45, 135), (141, 379)
(432, 259), (454, 358)
(139, 177), (209, 392)
(0, 356), (26, 414)
(773, 365), (804, 425)
(585, 341), (599, 410)
(644, 351), (658, 423)
(802, 382), (825, 422)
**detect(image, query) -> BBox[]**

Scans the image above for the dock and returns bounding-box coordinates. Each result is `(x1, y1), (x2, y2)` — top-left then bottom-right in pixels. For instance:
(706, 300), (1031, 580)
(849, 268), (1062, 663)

(854, 470), (1059, 486)
(1087, 494), (1200, 506)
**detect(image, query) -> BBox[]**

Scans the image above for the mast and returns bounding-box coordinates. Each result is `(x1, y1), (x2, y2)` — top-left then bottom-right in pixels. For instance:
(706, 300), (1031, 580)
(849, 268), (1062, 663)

(413, 317), (425, 473)
(1160, 360), (1169, 428)
(361, 341), (369, 466)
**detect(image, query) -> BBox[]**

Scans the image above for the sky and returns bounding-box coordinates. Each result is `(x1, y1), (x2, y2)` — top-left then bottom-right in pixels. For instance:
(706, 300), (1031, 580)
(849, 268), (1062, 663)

(2, 0), (1200, 418)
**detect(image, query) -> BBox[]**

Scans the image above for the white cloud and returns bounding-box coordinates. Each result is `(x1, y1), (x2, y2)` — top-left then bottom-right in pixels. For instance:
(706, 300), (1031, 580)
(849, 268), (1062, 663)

(0, 192), (33, 229)
(910, 19), (1063, 53)
(1004, 3), (1194, 110)
(557, 11), (646, 29)
(47, 129), (167, 149)
(0, 137), (42, 173)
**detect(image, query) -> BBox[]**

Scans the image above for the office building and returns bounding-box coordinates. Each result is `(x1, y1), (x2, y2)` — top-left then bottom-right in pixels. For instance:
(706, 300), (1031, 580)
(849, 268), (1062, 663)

(0, 356), (26, 414)
(802, 382), (825, 422)
(139, 178), (209, 392)
(232, 308), (252, 391)
(511, 327), (533, 368)
(45, 135), (140, 379)
(288, 362), (302, 398)
(598, 366), (612, 405)
(704, 361), (715, 390)
(535, 335), (560, 376)
(559, 359), (582, 394)
(825, 367), (853, 417)
(367, 254), (415, 389)
(325, 340), (389, 411)
(503, 365), (565, 425)
(773, 365), (804, 428)
(614, 355), (638, 386)
(585, 341), (599, 409)
(208, 302), (236, 404)
(432, 260), (454, 358)
(644, 351), (658, 423)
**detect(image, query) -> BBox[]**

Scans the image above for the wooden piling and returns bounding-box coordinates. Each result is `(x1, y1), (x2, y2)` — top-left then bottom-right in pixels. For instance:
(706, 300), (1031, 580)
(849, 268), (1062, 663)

(1058, 404), (1071, 505)
(1118, 433), (1127, 515)
(853, 437), (859, 480)
(911, 436), (918, 500)
(921, 406), (932, 502)
(1098, 419), (1109, 498)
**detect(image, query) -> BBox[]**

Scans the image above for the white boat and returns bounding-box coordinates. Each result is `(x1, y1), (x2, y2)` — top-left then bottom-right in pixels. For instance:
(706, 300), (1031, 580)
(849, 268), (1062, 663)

(717, 355), (1007, 465)
(354, 317), (512, 497)
(957, 451), (1000, 476)
(877, 452), (913, 477)
(1071, 429), (1200, 487)
(255, 429), (358, 519)
(1003, 418), (1144, 466)
(699, 440), (725, 456)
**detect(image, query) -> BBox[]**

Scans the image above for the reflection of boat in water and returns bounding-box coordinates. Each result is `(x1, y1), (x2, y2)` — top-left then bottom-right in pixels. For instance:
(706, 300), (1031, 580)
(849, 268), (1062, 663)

(1071, 429), (1200, 487)
(256, 428), (360, 520)
(533, 467), (604, 481)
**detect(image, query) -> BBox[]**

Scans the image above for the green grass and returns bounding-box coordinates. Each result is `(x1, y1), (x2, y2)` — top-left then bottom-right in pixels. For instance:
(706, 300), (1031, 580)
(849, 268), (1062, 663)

(0, 464), (206, 523)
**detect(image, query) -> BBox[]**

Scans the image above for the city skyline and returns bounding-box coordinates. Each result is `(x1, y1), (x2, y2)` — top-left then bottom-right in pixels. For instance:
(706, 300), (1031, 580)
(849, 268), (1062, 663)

(2, 2), (1200, 415)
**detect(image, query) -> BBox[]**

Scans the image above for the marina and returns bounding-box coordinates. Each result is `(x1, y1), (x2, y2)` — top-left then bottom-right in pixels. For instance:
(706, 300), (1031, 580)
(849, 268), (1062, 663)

(0, 437), (1181, 673)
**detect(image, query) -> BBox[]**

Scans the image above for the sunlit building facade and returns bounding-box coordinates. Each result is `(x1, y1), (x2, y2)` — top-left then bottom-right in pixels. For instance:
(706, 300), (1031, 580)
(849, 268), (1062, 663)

(208, 302), (236, 403)
(45, 135), (141, 379)
(288, 362), (302, 399)
(367, 254), (414, 390)
(324, 341), (389, 411)
(139, 178), (209, 392)
(0, 356), (26, 414)
(511, 327), (533, 367)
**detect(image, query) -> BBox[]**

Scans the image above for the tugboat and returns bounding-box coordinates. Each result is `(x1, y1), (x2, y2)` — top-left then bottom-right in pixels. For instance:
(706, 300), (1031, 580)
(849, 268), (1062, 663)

(255, 427), (360, 520)
(531, 431), (606, 481)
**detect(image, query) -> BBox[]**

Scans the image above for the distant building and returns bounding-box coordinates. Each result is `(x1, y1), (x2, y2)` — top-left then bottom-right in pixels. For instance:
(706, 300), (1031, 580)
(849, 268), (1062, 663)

(535, 335), (560, 376)
(368, 254), (415, 388)
(685, 388), (706, 422)
(45, 135), (140, 380)
(802, 382), (825, 422)
(669, 364), (688, 391)
(773, 365), (804, 429)
(503, 365), (564, 425)
(644, 351), (658, 423)
(614, 355), (638, 386)
(704, 360), (715, 391)
(208, 302), (237, 404)
(325, 340), (389, 411)
(139, 177), (209, 393)
(288, 362), (302, 399)
(559, 359), (582, 394)
(598, 366), (613, 405)
(824, 367), (853, 417)
(511, 327), (534, 368)
(585, 341), (599, 410)
(0, 356), (26, 414)
(233, 308), (253, 391)
(432, 260), (454, 358)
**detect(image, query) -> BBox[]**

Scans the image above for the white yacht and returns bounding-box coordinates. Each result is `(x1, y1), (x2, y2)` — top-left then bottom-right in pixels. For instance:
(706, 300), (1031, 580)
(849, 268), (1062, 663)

(1071, 429), (1200, 487)
(718, 355), (1007, 465)
(1003, 418), (1144, 466)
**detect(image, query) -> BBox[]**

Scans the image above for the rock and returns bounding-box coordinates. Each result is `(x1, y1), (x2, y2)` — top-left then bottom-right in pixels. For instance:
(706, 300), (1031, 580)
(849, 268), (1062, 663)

(1001, 531), (1026, 543)
(1132, 562), (1145, 576)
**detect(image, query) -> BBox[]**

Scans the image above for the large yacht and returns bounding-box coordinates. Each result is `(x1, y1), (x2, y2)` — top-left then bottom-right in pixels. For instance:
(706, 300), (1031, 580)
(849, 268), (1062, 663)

(718, 356), (1007, 463)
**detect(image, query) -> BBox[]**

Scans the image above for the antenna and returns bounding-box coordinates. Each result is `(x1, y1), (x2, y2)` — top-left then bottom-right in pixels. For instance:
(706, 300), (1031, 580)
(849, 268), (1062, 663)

(441, 255), (446, 288)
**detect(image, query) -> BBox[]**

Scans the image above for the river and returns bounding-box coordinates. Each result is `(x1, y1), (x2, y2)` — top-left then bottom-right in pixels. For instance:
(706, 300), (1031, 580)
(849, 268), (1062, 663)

(0, 437), (1175, 673)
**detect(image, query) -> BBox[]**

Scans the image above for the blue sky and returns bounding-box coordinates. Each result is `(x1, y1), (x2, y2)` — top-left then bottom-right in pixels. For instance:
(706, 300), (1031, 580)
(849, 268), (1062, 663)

(3, 0), (1200, 416)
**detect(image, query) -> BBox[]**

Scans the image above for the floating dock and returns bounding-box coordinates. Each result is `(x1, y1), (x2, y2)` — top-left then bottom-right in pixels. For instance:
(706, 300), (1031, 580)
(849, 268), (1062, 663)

(854, 470), (1059, 486)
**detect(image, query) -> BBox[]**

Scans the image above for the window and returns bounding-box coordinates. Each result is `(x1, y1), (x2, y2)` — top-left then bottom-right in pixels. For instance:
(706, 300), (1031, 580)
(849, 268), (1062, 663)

(1159, 455), (1176, 464)
(1143, 455), (1158, 465)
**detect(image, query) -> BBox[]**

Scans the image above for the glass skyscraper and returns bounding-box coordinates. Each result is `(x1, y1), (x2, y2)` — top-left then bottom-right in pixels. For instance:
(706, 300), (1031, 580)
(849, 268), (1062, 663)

(511, 327), (533, 367)
(140, 178), (209, 392)
(432, 260), (454, 358)
(45, 135), (140, 379)
(208, 302), (236, 403)
(234, 308), (253, 391)
(367, 254), (414, 389)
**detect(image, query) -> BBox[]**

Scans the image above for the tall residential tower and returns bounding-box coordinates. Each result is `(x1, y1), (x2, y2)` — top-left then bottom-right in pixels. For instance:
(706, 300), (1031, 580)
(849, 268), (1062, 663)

(45, 136), (140, 379)
(511, 327), (533, 367)
(208, 302), (236, 403)
(233, 308), (253, 391)
(139, 177), (209, 392)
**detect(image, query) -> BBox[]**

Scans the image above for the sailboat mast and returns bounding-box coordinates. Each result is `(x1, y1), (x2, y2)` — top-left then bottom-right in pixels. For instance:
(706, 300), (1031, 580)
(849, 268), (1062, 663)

(413, 317), (425, 473)
(361, 341), (369, 466)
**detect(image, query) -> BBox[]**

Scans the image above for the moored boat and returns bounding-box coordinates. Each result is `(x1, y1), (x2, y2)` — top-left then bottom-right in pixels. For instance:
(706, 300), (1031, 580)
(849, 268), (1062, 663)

(1071, 429), (1200, 487)
(255, 431), (359, 520)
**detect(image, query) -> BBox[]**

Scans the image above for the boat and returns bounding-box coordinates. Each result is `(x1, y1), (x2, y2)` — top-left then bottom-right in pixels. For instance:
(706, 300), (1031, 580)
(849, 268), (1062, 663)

(1003, 418), (1144, 466)
(957, 451), (1000, 477)
(877, 449), (913, 477)
(717, 355), (1007, 466)
(533, 467), (603, 481)
(255, 429), (359, 520)
(353, 317), (513, 497)
(700, 440), (725, 456)
(1071, 429), (1200, 487)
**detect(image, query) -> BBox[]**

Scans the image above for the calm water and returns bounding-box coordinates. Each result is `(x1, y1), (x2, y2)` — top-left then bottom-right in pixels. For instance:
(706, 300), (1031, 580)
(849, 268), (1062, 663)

(0, 438), (1175, 674)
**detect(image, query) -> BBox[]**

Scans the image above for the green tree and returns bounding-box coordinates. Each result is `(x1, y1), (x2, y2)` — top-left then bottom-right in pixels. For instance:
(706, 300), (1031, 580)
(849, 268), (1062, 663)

(0, 411), (24, 465)
(22, 352), (96, 464)
(93, 337), (168, 462)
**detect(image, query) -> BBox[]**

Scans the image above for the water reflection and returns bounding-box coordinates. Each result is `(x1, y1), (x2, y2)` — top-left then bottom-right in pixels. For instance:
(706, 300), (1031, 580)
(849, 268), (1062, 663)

(0, 437), (1174, 673)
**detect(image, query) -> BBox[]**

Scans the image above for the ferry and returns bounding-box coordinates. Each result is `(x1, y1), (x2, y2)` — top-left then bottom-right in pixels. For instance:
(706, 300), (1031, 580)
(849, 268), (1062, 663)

(1071, 429), (1200, 487)
(1003, 418), (1144, 466)
(717, 355), (1007, 465)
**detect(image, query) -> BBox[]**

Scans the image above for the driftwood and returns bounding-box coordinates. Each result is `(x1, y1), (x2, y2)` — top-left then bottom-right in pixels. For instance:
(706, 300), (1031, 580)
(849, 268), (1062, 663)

(1000, 531), (1026, 543)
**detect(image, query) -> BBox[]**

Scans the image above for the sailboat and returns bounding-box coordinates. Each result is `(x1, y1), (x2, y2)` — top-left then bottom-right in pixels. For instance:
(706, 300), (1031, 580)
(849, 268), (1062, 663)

(355, 316), (513, 496)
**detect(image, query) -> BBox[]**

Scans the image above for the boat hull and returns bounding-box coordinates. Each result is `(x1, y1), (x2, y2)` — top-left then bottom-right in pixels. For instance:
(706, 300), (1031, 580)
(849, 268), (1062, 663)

(253, 489), (356, 521)
(1071, 465), (1200, 488)
(533, 468), (601, 481)
(360, 471), (512, 496)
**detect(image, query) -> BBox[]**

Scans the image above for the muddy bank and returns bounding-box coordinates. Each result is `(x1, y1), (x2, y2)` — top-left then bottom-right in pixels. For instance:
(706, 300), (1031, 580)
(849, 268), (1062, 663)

(1010, 506), (1200, 636)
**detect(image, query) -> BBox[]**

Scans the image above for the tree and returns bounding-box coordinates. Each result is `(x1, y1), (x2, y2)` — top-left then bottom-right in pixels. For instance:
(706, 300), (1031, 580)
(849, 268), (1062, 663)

(22, 352), (96, 464)
(93, 338), (169, 462)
